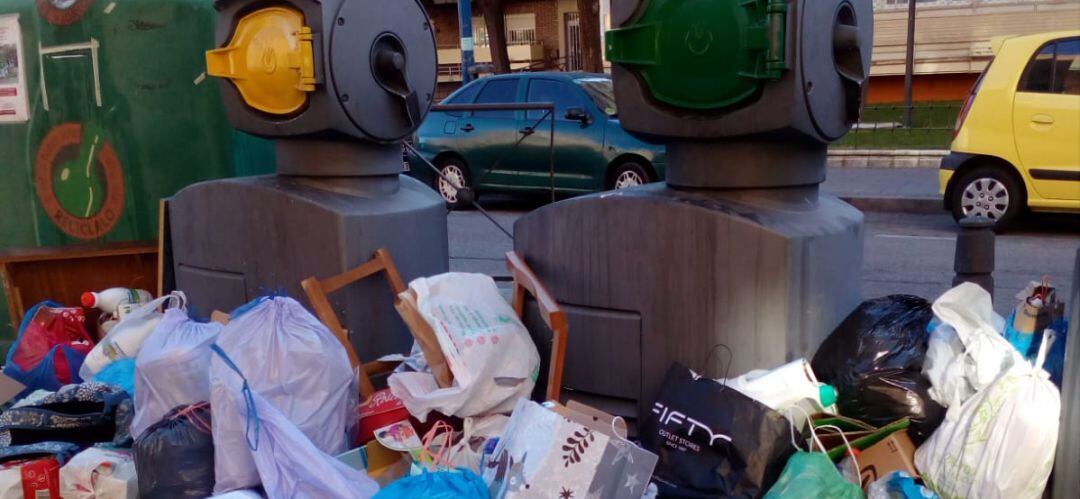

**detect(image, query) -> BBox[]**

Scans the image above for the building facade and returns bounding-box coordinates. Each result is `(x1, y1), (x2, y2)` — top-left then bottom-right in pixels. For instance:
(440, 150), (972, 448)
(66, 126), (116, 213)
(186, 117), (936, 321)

(868, 0), (1080, 103)
(426, 0), (1080, 102)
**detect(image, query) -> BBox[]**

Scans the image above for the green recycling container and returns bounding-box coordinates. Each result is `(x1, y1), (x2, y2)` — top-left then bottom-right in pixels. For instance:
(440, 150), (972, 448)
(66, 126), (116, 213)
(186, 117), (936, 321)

(606, 0), (788, 110)
(0, 0), (274, 347)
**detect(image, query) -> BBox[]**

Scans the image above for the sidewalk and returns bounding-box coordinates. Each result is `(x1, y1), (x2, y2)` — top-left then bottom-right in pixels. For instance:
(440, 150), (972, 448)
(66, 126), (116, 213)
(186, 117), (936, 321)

(823, 166), (942, 214)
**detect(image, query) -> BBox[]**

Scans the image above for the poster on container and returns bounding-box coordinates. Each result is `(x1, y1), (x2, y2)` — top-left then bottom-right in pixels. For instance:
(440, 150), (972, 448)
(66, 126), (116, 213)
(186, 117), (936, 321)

(0, 14), (27, 123)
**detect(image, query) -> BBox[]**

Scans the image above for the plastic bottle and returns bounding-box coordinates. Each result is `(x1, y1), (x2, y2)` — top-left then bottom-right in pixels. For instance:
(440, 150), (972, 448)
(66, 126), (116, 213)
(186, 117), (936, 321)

(720, 358), (838, 419)
(81, 288), (153, 317)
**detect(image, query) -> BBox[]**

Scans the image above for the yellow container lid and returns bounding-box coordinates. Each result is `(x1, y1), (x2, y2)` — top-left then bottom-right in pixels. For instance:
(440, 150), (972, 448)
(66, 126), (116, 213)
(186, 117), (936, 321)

(205, 6), (315, 115)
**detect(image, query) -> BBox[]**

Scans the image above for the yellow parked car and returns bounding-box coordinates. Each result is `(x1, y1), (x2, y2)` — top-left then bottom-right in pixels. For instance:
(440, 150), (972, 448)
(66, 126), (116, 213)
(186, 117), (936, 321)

(941, 31), (1079, 229)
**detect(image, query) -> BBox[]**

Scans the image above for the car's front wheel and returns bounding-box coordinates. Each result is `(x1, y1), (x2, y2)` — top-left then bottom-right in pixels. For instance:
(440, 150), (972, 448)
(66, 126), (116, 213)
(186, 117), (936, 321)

(950, 164), (1024, 231)
(607, 161), (651, 190)
(435, 158), (474, 209)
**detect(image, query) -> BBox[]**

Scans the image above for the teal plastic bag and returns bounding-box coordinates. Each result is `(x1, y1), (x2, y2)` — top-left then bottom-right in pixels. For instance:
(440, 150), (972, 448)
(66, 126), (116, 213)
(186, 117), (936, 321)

(373, 469), (489, 499)
(764, 451), (864, 499)
(92, 358), (136, 396)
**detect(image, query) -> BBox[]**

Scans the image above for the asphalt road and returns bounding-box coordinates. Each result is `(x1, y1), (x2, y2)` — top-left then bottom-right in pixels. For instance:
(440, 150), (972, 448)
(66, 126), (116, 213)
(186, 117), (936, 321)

(449, 197), (1080, 314)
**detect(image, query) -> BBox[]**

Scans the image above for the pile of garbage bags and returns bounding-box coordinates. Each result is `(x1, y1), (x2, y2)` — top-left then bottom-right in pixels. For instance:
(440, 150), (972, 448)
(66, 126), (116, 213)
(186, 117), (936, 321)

(0, 265), (1069, 498)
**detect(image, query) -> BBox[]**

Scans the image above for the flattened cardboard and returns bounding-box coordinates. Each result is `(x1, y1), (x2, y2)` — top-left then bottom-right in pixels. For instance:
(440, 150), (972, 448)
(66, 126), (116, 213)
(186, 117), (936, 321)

(210, 310), (230, 325)
(0, 372), (26, 405)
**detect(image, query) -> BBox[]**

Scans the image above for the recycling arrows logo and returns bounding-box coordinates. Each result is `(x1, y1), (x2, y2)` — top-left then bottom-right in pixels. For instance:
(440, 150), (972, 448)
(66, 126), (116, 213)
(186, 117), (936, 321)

(35, 122), (125, 240)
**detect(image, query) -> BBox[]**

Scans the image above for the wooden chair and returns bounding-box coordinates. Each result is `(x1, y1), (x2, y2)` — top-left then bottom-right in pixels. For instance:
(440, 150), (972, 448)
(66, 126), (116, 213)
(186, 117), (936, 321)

(506, 251), (569, 402)
(304, 248), (569, 404)
(301, 248), (407, 398)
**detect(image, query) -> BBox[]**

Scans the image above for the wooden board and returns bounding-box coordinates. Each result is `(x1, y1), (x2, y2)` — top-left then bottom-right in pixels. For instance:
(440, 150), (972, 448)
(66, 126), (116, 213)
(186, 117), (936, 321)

(0, 242), (158, 334)
(158, 198), (175, 297)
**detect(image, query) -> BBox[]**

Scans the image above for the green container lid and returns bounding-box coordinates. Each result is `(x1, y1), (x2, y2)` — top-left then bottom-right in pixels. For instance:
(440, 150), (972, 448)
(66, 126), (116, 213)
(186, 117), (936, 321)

(606, 0), (788, 110)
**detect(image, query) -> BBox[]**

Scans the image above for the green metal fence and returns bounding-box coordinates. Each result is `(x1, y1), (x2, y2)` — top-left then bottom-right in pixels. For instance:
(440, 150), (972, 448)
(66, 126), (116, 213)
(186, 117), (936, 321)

(835, 102), (963, 150)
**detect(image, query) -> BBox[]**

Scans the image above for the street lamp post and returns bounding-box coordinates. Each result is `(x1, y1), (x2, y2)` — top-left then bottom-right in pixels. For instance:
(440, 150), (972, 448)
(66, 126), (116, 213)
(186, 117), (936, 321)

(902, 0), (917, 127)
(458, 0), (475, 83)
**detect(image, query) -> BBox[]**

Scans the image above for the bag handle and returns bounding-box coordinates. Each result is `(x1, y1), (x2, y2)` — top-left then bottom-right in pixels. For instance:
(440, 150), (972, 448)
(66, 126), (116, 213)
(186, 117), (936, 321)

(210, 345), (260, 451)
(173, 402), (212, 435)
(700, 344), (733, 388)
(125, 291), (185, 321)
(786, 405), (861, 471)
(1033, 329), (1056, 371)
(817, 423), (860, 473)
(786, 405), (825, 453)
(420, 420), (455, 468)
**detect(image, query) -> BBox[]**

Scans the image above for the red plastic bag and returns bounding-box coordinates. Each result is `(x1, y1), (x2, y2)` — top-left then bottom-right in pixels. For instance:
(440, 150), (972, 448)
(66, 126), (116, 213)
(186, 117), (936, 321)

(3, 302), (94, 392)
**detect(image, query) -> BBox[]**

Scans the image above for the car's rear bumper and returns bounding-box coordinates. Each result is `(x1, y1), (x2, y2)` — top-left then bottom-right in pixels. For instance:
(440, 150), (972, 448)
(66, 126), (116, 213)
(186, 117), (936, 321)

(939, 151), (975, 171)
(938, 151), (976, 209)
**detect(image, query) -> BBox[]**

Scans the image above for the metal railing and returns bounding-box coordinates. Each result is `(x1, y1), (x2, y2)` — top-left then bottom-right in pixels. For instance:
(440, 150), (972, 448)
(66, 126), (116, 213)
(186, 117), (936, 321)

(836, 102), (962, 150)
(404, 102), (557, 239)
(873, 0), (1062, 10)
(474, 28), (538, 47)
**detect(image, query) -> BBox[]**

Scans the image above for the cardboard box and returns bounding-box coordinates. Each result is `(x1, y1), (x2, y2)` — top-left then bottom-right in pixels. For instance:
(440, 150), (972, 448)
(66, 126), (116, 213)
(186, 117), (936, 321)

(0, 456), (61, 499)
(857, 429), (918, 490)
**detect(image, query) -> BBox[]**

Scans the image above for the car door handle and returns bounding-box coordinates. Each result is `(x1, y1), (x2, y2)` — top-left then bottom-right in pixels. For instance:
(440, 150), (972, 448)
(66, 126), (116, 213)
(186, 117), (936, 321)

(460, 123), (475, 132)
(519, 127), (534, 136)
(1031, 114), (1054, 125)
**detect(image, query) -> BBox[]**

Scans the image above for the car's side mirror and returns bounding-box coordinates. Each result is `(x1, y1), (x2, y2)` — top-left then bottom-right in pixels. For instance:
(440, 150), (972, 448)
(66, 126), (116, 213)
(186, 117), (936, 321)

(565, 107), (590, 125)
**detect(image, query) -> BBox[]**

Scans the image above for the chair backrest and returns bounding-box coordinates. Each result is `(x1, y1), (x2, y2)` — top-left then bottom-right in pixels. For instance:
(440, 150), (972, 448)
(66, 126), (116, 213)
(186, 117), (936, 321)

(301, 248), (407, 398)
(505, 251), (569, 402)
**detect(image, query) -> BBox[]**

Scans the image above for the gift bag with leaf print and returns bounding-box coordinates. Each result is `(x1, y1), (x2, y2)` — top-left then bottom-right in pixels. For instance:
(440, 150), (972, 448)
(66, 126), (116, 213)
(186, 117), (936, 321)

(484, 398), (658, 499)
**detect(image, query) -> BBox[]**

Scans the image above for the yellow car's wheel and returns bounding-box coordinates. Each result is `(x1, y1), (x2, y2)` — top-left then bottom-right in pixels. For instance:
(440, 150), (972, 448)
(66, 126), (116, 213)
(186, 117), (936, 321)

(949, 164), (1025, 231)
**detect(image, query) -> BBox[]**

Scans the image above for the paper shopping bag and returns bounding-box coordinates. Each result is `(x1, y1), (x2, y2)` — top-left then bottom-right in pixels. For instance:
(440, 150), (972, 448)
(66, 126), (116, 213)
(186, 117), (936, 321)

(484, 398), (658, 499)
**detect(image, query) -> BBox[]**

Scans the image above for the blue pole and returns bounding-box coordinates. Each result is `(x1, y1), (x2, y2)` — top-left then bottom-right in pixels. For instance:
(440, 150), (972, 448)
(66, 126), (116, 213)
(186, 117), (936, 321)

(458, 0), (475, 83)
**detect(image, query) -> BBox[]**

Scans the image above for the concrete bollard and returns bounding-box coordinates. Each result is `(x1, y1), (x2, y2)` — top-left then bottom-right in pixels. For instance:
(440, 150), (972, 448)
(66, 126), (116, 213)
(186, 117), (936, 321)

(952, 216), (995, 298)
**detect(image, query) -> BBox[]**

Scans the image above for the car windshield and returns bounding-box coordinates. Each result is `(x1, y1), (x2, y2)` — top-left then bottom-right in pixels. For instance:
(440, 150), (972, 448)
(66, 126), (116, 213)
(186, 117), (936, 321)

(574, 77), (617, 117)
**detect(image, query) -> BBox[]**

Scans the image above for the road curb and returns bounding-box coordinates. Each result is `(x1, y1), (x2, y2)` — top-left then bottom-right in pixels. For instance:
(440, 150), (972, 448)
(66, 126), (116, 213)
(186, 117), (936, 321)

(828, 149), (947, 168)
(838, 195), (943, 214)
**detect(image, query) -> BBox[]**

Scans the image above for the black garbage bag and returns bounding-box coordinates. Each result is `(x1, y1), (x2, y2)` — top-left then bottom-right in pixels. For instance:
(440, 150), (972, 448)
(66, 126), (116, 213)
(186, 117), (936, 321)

(812, 295), (933, 381)
(641, 363), (795, 498)
(845, 369), (945, 442)
(811, 295), (944, 443)
(133, 402), (214, 499)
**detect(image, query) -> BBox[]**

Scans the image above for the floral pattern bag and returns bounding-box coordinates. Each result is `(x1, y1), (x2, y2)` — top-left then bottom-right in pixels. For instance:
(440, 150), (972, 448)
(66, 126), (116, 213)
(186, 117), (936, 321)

(0, 383), (133, 449)
(484, 399), (658, 499)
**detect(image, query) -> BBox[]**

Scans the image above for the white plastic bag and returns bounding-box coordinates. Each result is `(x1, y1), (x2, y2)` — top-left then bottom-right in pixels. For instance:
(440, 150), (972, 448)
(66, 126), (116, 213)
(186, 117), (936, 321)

(60, 447), (138, 499)
(923, 282), (1019, 411)
(131, 307), (222, 438)
(209, 297), (357, 494)
(212, 345), (378, 499)
(79, 291), (185, 380)
(447, 414), (510, 474)
(388, 273), (540, 420)
(914, 330), (1061, 499)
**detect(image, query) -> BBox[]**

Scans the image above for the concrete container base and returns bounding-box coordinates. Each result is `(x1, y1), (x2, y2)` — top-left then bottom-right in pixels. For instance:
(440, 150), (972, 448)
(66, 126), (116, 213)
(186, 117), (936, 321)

(513, 182), (864, 424)
(169, 174), (448, 362)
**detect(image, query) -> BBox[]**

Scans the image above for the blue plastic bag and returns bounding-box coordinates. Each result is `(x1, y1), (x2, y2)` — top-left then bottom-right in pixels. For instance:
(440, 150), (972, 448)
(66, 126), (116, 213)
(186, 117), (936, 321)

(868, 471), (938, 499)
(93, 358), (137, 396)
(374, 469), (489, 499)
(1003, 310), (1069, 387)
(3, 301), (94, 395)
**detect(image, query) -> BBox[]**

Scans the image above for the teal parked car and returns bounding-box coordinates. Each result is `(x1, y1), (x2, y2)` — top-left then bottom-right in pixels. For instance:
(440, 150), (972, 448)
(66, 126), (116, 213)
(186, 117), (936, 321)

(408, 72), (666, 207)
